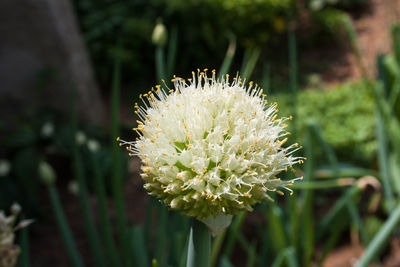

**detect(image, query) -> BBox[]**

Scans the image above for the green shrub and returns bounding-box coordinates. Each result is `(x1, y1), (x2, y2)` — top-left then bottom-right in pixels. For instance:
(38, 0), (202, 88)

(273, 82), (376, 164)
(311, 8), (351, 43)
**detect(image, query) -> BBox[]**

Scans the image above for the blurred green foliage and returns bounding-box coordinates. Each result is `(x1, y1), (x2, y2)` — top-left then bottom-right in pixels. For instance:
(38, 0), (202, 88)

(311, 8), (351, 42)
(274, 81), (376, 164)
(309, 0), (366, 11)
(9, 3), (400, 266)
(0, 109), (126, 215)
(73, 0), (367, 88)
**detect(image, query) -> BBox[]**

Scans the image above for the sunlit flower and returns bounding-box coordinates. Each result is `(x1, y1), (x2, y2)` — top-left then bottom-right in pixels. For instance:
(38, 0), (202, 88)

(120, 70), (303, 230)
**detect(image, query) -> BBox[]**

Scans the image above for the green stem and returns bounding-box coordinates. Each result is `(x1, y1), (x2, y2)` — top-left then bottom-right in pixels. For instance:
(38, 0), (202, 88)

(240, 47), (261, 80)
(218, 34), (236, 79)
(19, 216), (30, 267)
(48, 184), (84, 267)
(69, 61), (105, 267)
(111, 43), (132, 267)
(210, 228), (227, 267)
(224, 211), (247, 258)
(155, 205), (168, 265)
(355, 204), (400, 267)
(90, 152), (122, 267)
(166, 26), (178, 77)
(74, 151), (106, 267)
(186, 220), (211, 267)
(156, 46), (166, 83)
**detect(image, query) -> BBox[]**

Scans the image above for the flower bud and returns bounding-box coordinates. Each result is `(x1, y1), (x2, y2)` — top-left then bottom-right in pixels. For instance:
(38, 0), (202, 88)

(75, 131), (86, 145)
(0, 160), (11, 177)
(87, 139), (100, 152)
(39, 161), (56, 185)
(152, 20), (168, 47)
(41, 122), (54, 138)
(10, 203), (21, 215)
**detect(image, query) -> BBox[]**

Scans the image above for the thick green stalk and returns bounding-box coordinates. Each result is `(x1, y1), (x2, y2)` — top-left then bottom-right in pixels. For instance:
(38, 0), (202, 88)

(144, 197), (156, 252)
(376, 59), (396, 211)
(154, 205), (168, 266)
(90, 152), (121, 267)
(210, 228), (227, 267)
(186, 220), (211, 267)
(132, 226), (149, 267)
(223, 211), (247, 258)
(266, 205), (286, 254)
(355, 204), (400, 267)
(48, 184), (84, 267)
(246, 240), (257, 267)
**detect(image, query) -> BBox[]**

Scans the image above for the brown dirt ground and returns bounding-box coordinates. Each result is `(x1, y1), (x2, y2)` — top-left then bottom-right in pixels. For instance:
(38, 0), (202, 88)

(318, 0), (400, 85)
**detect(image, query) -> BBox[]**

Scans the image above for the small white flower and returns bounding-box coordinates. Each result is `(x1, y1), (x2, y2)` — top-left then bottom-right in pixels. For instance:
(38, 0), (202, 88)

(87, 139), (101, 152)
(152, 19), (168, 46)
(0, 204), (32, 265)
(40, 122), (55, 138)
(75, 131), (87, 145)
(68, 180), (79, 195)
(120, 70), (304, 227)
(0, 160), (11, 177)
(38, 161), (56, 185)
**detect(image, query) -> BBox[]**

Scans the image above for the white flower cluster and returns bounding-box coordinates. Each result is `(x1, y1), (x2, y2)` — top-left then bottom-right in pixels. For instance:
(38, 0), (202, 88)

(120, 70), (304, 219)
(0, 204), (33, 267)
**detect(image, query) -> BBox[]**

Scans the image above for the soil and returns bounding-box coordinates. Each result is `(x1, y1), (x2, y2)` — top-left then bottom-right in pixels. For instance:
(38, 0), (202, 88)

(305, 0), (400, 86)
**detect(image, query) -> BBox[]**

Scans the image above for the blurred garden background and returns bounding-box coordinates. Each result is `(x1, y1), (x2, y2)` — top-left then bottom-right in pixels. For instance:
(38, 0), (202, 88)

(1, 0), (400, 266)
